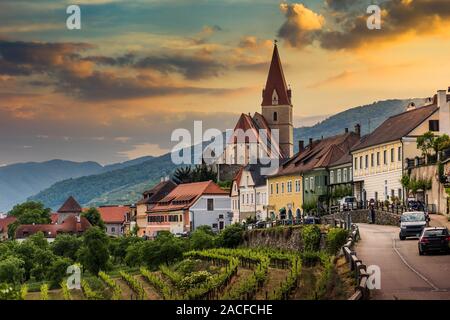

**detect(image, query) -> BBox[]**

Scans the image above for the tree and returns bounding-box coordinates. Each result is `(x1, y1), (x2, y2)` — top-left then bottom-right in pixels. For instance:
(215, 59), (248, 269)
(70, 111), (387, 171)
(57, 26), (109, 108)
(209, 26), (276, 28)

(0, 256), (25, 285)
(30, 247), (56, 281)
(192, 164), (217, 183)
(417, 131), (435, 159)
(155, 232), (184, 265)
(51, 234), (82, 261)
(8, 201), (51, 238)
(173, 166), (193, 184)
(190, 228), (216, 250)
(217, 224), (244, 248)
(77, 227), (110, 274)
(46, 257), (72, 287)
(81, 207), (106, 230)
(110, 236), (143, 263)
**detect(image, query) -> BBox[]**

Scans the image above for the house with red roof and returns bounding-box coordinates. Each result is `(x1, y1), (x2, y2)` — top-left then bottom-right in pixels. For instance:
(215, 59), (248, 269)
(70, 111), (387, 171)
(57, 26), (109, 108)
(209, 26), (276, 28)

(135, 179), (178, 237)
(145, 180), (232, 237)
(14, 196), (91, 242)
(97, 205), (131, 236)
(0, 216), (16, 241)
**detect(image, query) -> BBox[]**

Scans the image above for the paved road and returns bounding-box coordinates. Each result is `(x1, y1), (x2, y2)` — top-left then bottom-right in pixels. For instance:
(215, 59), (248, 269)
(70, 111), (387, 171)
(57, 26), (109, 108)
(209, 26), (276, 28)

(356, 222), (450, 300)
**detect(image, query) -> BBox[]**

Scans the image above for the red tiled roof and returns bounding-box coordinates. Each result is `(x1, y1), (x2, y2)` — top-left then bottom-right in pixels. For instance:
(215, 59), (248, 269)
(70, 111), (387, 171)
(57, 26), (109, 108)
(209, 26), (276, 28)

(57, 196), (82, 213)
(262, 44), (291, 106)
(15, 216), (91, 239)
(138, 180), (178, 205)
(97, 206), (129, 224)
(272, 132), (360, 177)
(229, 113), (284, 158)
(0, 216), (16, 233)
(150, 181), (228, 213)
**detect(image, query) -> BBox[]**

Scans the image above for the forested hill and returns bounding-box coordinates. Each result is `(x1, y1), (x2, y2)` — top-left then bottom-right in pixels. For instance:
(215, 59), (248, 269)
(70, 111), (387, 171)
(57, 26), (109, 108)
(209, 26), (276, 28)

(30, 98), (425, 209)
(294, 98), (425, 150)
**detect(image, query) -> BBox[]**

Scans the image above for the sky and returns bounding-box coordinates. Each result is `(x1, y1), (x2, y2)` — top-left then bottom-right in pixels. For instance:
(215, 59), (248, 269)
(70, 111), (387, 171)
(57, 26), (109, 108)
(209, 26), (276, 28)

(1, 0), (450, 166)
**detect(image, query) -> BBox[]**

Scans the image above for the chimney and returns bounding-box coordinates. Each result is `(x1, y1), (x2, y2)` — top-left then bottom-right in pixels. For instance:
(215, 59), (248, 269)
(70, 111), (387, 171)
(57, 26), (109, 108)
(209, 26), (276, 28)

(298, 140), (304, 153)
(309, 138), (313, 146)
(345, 128), (349, 133)
(354, 124), (361, 136)
(438, 89), (450, 134)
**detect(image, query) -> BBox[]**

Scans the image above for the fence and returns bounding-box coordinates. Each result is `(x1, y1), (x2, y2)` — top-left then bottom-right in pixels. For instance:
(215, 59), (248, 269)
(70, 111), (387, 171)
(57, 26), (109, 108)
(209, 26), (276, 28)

(329, 200), (408, 215)
(324, 218), (370, 300)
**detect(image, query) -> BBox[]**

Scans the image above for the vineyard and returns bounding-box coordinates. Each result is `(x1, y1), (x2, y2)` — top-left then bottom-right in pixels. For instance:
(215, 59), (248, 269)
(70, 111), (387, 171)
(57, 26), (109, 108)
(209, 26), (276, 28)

(18, 246), (352, 300)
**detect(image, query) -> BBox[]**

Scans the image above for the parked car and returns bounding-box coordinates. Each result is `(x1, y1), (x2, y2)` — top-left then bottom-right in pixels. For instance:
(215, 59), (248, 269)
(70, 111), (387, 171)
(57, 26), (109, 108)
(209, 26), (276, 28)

(338, 196), (357, 210)
(418, 227), (450, 255)
(399, 211), (430, 240)
(303, 216), (321, 225)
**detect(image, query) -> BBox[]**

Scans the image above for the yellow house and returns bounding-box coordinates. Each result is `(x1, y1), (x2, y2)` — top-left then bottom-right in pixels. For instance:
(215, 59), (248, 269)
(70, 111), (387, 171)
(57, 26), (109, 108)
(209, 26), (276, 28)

(351, 90), (450, 203)
(267, 173), (302, 220)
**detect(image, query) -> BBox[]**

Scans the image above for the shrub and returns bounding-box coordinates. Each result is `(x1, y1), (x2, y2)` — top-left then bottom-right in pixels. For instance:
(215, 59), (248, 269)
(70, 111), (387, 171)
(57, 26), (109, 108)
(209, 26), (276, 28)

(326, 228), (349, 255)
(0, 283), (20, 300)
(217, 224), (244, 248)
(40, 283), (49, 300)
(81, 279), (103, 300)
(179, 271), (213, 289)
(20, 284), (28, 300)
(60, 281), (71, 300)
(301, 225), (321, 252)
(119, 271), (145, 300)
(300, 251), (322, 267)
(99, 271), (122, 300)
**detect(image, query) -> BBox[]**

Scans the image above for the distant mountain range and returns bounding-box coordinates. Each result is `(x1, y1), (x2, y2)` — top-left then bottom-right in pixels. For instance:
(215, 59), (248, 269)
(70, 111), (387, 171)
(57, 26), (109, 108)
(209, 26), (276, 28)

(0, 156), (153, 212)
(15, 98), (426, 211)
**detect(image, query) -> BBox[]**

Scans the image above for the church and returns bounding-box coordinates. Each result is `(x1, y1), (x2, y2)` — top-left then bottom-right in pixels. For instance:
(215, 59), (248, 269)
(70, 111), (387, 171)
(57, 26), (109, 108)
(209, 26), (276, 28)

(216, 43), (294, 180)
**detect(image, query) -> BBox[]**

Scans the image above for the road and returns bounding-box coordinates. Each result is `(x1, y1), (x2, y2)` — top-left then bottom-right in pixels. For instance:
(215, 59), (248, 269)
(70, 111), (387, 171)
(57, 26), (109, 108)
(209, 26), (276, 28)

(355, 221), (450, 300)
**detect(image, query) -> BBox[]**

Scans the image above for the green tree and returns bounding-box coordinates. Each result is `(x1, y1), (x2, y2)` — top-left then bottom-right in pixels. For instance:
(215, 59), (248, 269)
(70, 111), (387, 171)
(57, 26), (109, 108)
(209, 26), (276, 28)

(0, 256), (25, 285)
(302, 225), (321, 252)
(189, 228), (216, 250)
(217, 224), (244, 248)
(30, 248), (56, 281)
(81, 208), (106, 230)
(46, 257), (72, 287)
(417, 131), (435, 159)
(51, 234), (83, 261)
(78, 227), (110, 274)
(110, 236), (143, 263)
(7, 201), (51, 238)
(173, 166), (192, 184)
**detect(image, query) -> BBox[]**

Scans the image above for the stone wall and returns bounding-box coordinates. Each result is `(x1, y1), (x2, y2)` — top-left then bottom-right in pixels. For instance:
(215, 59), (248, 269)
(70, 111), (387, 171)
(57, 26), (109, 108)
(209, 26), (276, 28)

(323, 209), (401, 226)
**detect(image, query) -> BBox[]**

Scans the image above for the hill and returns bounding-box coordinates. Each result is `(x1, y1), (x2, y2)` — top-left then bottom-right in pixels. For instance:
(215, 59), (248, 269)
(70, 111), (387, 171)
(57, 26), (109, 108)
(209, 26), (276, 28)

(29, 98), (426, 209)
(0, 156), (153, 212)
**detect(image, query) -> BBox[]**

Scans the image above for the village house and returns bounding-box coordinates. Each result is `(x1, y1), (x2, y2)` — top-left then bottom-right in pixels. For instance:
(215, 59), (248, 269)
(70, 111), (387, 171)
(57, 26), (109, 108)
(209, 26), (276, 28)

(97, 205), (131, 237)
(351, 89), (450, 206)
(135, 179), (178, 237)
(0, 215), (16, 241)
(145, 180), (232, 237)
(15, 196), (91, 242)
(230, 164), (268, 223)
(268, 128), (360, 219)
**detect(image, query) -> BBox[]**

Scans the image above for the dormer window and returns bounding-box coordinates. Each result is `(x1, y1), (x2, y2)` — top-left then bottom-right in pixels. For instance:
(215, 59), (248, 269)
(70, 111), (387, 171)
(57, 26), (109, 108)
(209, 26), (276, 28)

(273, 112), (278, 121)
(272, 89), (278, 105)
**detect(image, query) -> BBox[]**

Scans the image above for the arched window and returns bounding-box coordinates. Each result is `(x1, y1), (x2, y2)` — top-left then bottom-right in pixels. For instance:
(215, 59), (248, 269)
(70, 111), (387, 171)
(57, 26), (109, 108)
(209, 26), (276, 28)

(273, 112), (278, 121)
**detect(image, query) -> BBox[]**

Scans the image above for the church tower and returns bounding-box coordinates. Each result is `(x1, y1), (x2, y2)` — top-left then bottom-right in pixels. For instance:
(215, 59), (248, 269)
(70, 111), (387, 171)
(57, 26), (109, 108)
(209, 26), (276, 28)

(261, 43), (293, 158)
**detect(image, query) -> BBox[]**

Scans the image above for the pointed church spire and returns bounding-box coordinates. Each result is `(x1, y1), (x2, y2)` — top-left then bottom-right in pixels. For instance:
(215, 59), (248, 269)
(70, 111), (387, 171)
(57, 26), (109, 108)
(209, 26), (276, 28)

(261, 42), (291, 106)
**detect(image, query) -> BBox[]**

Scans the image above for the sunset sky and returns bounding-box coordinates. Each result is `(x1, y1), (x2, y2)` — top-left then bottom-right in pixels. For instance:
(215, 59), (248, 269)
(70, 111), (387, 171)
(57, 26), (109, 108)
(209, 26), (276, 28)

(1, 0), (450, 166)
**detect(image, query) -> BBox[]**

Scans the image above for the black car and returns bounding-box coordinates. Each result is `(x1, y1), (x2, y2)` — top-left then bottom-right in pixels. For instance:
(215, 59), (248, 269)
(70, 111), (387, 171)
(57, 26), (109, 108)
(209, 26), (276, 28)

(418, 227), (450, 255)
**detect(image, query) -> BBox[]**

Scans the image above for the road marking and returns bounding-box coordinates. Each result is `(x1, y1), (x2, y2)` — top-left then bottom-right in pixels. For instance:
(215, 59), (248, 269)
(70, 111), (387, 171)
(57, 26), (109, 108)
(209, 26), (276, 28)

(392, 238), (443, 292)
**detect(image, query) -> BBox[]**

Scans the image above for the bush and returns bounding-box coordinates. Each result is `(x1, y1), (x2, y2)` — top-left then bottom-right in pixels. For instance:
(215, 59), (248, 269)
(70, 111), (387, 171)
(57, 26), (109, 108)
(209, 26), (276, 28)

(98, 271), (121, 300)
(0, 283), (20, 300)
(217, 224), (244, 248)
(301, 225), (321, 252)
(179, 271), (213, 289)
(60, 281), (71, 300)
(119, 271), (145, 300)
(300, 251), (322, 267)
(47, 257), (72, 287)
(40, 283), (49, 300)
(0, 256), (25, 285)
(326, 228), (349, 255)
(81, 279), (103, 300)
